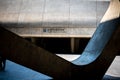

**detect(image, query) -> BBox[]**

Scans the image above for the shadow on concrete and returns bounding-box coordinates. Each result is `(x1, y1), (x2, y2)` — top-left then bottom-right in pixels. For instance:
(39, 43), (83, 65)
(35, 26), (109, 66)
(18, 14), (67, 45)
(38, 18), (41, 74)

(103, 75), (120, 80)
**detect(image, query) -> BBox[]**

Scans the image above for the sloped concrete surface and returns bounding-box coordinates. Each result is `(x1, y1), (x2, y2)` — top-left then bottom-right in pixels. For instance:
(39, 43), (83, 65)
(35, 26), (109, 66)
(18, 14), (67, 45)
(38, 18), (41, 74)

(0, 55), (120, 80)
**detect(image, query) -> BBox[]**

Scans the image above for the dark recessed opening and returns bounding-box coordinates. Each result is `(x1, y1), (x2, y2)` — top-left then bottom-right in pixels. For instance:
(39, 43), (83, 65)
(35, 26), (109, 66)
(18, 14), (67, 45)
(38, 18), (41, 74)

(36, 38), (71, 54)
(25, 37), (90, 54)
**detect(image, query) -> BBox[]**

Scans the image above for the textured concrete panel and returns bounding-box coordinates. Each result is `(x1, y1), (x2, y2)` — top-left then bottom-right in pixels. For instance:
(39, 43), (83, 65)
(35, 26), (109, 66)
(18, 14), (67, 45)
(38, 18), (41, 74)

(70, 0), (97, 28)
(0, 0), (110, 37)
(18, 0), (44, 23)
(0, 0), (22, 13)
(42, 0), (69, 27)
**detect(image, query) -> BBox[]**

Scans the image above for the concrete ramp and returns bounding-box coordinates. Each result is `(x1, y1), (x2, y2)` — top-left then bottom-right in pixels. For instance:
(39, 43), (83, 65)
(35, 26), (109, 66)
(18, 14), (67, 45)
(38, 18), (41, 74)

(0, 0), (120, 79)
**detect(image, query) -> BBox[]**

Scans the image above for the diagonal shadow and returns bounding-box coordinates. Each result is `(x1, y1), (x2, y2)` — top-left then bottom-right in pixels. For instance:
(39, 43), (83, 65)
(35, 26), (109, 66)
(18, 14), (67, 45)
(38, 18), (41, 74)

(103, 75), (120, 80)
